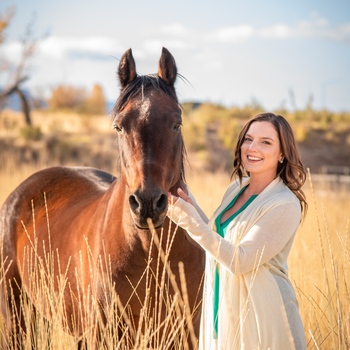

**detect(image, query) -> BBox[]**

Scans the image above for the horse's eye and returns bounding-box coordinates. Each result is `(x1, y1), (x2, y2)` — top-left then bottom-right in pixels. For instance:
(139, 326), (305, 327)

(113, 125), (123, 134)
(173, 123), (182, 132)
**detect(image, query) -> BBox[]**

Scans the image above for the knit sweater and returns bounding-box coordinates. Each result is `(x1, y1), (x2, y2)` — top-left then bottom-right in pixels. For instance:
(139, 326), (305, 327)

(168, 177), (306, 350)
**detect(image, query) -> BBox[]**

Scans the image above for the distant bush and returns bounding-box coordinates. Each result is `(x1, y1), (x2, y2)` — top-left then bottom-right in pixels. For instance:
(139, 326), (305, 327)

(48, 85), (87, 111)
(48, 84), (106, 114)
(81, 84), (106, 115)
(19, 125), (42, 141)
(217, 118), (241, 149)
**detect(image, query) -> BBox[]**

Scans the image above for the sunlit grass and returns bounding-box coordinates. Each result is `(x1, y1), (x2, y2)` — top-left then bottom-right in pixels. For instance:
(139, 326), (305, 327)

(289, 175), (350, 349)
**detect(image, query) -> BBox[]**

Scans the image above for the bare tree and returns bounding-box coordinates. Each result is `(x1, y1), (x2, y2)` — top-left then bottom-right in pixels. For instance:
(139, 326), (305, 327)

(1, 76), (31, 124)
(0, 7), (40, 125)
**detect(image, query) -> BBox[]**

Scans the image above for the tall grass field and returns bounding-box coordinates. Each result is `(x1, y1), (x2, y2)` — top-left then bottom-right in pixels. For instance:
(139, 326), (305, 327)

(0, 110), (349, 349)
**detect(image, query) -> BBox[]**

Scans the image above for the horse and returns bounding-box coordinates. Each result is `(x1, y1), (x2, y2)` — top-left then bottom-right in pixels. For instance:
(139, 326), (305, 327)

(0, 47), (205, 349)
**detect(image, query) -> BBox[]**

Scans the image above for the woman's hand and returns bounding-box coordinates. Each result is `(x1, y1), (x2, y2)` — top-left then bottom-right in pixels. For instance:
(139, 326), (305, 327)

(168, 188), (194, 206)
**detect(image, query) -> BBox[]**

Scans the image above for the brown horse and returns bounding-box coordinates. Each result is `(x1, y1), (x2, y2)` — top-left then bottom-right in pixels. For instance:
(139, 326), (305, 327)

(0, 48), (205, 349)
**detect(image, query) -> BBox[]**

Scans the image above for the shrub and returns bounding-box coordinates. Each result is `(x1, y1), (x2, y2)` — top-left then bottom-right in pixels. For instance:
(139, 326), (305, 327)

(20, 125), (42, 141)
(48, 85), (87, 111)
(82, 84), (106, 115)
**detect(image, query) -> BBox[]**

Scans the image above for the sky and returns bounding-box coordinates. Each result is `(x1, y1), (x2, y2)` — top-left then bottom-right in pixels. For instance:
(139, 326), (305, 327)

(1, 0), (350, 112)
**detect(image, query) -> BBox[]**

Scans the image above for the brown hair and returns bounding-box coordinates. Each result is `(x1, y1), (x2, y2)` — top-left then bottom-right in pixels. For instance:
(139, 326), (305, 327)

(232, 112), (307, 217)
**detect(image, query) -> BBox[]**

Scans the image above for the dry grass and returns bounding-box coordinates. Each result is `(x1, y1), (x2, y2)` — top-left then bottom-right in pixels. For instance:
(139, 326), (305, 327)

(290, 178), (350, 349)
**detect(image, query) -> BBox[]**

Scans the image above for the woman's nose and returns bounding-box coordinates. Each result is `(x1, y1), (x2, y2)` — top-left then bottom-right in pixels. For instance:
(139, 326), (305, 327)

(248, 140), (258, 150)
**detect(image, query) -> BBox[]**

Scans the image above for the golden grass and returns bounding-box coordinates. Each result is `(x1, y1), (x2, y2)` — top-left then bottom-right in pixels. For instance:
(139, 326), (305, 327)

(1, 157), (349, 348)
(0, 158), (44, 205)
(290, 178), (350, 349)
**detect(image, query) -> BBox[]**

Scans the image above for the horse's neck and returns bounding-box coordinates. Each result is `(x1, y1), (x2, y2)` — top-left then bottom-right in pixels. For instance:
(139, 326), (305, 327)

(97, 179), (135, 233)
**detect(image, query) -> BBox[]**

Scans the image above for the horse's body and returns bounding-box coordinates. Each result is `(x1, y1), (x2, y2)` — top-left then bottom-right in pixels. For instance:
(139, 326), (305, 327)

(0, 48), (205, 348)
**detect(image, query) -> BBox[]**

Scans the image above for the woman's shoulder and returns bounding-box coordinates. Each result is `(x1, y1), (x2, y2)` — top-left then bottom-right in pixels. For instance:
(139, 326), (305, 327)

(252, 182), (301, 222)
(263, 178), (301, 208)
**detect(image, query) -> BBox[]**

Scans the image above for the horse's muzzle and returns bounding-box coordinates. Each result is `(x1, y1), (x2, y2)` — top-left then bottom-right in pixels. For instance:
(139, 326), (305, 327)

(129, 189), (168, 229)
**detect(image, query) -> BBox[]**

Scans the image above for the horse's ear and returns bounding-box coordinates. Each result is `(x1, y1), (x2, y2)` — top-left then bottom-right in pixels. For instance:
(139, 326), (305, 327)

(158, 47), (177, 87)
(118, 48), (137, 89)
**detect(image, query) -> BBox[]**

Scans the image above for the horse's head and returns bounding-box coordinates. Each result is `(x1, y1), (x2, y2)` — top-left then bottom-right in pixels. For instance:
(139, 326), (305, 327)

(112, 47), (185, 230)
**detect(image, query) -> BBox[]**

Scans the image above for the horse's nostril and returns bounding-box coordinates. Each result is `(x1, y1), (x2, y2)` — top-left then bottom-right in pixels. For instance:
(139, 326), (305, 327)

(129, 195), (139, 212)
(156, 193), (168, 211)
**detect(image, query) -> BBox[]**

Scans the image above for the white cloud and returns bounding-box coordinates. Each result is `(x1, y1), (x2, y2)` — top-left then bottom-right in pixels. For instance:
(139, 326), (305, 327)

(259, 24), (292, 39)
(204, 15), (350, 44)
(211, 25), (254, 43)
(37, 36), (123, 59)
(258, 14), (350, 44)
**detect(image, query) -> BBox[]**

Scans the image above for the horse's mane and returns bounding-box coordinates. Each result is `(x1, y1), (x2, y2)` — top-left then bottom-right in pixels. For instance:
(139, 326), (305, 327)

(111, 74), (187, 183)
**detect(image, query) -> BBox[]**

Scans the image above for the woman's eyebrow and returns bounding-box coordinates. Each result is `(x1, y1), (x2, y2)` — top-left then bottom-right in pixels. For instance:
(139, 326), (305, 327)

(246, 133), (275, 141)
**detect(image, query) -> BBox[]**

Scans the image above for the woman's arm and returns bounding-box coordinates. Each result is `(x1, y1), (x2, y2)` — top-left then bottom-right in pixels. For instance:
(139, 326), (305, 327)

(167, 198), (301, 275)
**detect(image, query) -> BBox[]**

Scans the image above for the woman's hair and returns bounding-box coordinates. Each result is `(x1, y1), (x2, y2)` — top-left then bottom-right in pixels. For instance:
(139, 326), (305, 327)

(231, 112), (308, 217)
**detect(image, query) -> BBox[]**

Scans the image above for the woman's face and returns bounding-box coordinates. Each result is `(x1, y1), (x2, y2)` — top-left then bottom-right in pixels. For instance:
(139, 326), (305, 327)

(240, 121), (283, 178)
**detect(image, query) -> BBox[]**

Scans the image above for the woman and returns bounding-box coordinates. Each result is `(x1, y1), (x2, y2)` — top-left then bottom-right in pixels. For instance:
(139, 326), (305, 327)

(167, 113), (307, 350)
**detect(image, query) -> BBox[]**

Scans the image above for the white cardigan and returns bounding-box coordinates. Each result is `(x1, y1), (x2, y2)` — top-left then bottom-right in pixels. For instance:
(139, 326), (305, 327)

(168, 177), (306, 350)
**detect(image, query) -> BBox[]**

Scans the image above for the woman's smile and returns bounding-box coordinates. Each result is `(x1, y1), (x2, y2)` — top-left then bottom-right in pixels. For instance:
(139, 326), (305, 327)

(246, 155), (263, 162)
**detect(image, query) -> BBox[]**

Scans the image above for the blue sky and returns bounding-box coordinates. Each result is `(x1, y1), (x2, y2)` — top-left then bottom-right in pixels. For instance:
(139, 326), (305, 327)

(1, 0), (350, 112)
